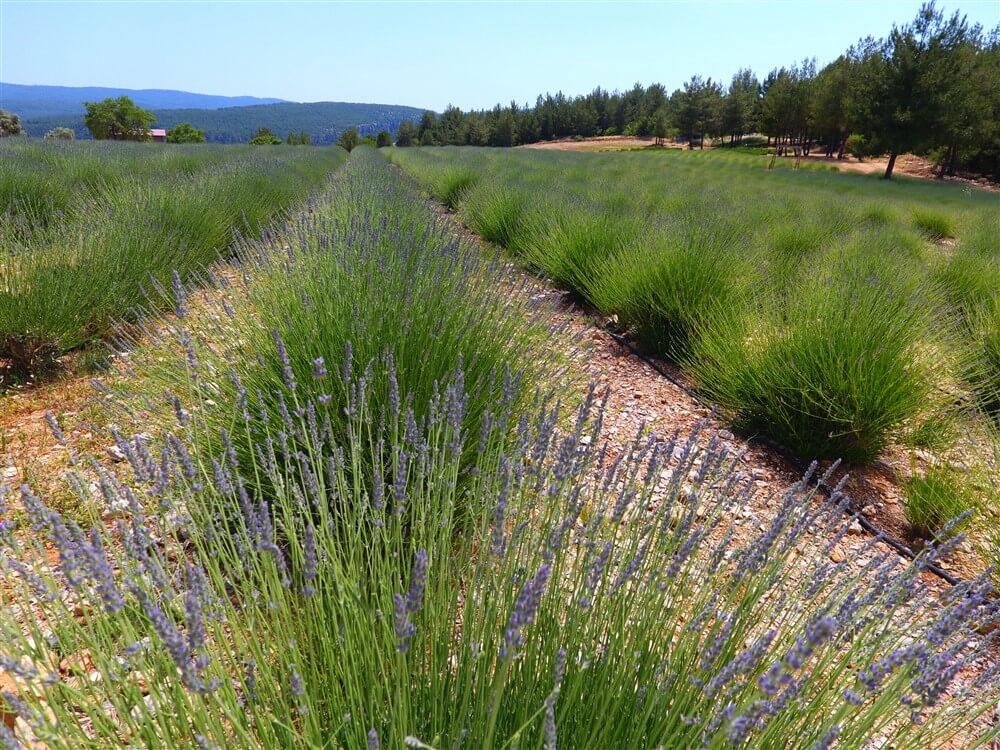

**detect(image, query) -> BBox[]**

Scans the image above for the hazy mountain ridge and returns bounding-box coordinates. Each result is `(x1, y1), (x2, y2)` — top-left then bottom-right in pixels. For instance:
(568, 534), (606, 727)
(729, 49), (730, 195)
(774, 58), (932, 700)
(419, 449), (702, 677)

(3, 84), (429, 144)
(0, 82), (288, 119)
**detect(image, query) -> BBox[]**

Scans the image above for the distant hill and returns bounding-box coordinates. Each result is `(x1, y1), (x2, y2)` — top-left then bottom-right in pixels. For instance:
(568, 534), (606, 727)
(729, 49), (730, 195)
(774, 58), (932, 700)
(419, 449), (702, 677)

(19, 101), (429, 145)
(0, 82), (287, 120)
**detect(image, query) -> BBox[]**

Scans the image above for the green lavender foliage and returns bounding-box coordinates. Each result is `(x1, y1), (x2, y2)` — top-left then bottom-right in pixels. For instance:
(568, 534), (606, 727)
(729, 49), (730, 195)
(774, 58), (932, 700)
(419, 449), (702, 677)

(0, 139), (346, 373)
(391, 146), (997, 465)
(119, 148), (560, 507)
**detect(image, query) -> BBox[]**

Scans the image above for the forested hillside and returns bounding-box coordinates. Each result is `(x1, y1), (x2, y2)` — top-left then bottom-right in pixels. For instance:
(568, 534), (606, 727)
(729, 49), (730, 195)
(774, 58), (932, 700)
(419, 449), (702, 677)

(20, 100), (427, 144)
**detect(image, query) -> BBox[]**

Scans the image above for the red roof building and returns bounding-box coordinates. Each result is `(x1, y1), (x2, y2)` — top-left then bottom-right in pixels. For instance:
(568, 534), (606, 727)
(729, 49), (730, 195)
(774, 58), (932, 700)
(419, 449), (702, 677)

(150, 128), (167, 142)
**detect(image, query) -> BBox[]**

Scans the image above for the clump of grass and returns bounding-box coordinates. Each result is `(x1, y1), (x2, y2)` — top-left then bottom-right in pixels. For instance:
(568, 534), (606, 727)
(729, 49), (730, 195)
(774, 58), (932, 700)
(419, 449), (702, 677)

(903, 464), (974, 539)
(460, 179), (529, 248)
(433, 167), (478, 209)
(934, 246), (1000, 315)
(969, 298), (1000, 418)
(859, 202), (897, 227)
(519, 206), (641, 302)
(590, 221), (750, 359)
(688, 266), (947, 464)
(912, 208), (955, 240)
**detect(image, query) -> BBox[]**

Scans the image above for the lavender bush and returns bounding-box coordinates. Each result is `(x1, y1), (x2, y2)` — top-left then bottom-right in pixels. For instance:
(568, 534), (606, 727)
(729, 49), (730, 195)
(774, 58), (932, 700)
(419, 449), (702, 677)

(0, 361), (998, 748)
(115, 147), (560, 508)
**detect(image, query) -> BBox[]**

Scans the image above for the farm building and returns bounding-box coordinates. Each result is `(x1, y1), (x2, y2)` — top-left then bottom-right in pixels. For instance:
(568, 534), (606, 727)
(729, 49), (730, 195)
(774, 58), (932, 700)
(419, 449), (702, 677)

(150, 128), (167, 142)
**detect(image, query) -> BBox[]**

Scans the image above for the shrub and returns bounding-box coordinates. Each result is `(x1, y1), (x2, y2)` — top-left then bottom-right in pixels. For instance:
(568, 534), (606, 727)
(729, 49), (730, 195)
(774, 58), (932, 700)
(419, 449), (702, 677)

(166, 123), (206, 144)
(903, 464), (974, 539)
(337, 128), (360, 151)
(43, 127), (75, 141)
(249, 128), (283, 145)
(845, 133), (867, 159)
(0, 108), (25, 137)
(688, 262), (947, 464)
(912, 209), (954, 240)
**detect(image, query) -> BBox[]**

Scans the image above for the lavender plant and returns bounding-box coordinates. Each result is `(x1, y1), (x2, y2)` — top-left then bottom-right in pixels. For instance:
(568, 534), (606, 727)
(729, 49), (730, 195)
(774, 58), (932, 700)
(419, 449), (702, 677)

(0, 357), (997, 749)
(115, 148), (560, 507)
(391, 146), (993, 467)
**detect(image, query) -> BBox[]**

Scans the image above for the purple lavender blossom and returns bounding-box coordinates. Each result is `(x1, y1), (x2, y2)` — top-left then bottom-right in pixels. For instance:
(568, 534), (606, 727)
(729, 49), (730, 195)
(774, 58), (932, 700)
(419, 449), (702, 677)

(302, 524), (318, 598)
(244, 658), (257, 704)
(490, 456), (512, 559)
(171, 270), (188, 319)
(272, 331), (297, 390)
(577, 541), (611, 610)
(501, 563), (551, 659)
(43, 411), (66, 446)
(544, 690), (558, 749)
(311, 357), (328, 379)
(83, 528), (125, 614)
(394, 549), (428, 653)
(0, 722), (21, 750)
(813, 726), (841, 750)
(367, 729), (380, 750)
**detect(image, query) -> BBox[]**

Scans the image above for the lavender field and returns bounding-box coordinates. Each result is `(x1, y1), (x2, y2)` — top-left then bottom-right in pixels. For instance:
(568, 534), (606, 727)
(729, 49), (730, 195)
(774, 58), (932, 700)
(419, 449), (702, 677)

(0, 143), (995, 750)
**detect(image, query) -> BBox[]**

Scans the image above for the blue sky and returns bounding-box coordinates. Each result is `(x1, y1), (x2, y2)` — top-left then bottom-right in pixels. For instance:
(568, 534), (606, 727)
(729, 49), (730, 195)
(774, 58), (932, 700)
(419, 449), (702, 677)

(2, 1), (998, 111)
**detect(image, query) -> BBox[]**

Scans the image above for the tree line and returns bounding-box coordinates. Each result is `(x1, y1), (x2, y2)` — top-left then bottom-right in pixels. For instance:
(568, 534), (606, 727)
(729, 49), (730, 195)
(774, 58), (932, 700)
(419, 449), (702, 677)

(395, 3), (1000, 180)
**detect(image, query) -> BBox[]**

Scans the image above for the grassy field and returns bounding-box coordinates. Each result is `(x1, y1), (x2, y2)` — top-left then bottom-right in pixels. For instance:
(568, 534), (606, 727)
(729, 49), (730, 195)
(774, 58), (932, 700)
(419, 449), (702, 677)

(391, 147), (999, 482)
(0, 148), (998, 749)
(0, 140), (347, 378)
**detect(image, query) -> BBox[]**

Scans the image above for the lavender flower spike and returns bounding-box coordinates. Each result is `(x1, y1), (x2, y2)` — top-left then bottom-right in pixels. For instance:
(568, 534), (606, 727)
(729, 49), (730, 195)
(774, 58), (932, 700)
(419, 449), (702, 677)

(501, 563), (552, 659)
(394, 549), (428, 653)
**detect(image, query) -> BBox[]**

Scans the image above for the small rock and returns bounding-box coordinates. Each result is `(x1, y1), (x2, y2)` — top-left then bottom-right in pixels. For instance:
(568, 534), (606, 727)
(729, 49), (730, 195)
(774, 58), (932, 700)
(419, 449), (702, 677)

(131, 694), (161, 721)
(1, 467), (18, 479)
(830, 546), (847, 564)
(102, 499), (131, 521)
(106, 445), (126, 462)
(719, 430), (735, 441)
(846, 520), (864, 536)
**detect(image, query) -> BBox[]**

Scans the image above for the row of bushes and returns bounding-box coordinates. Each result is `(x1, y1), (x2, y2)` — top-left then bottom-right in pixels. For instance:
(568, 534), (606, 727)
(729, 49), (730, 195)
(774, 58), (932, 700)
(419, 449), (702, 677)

(389, 147), (999, 472)
(0, 140), (347, 375)
(0, 148), (997, 748)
